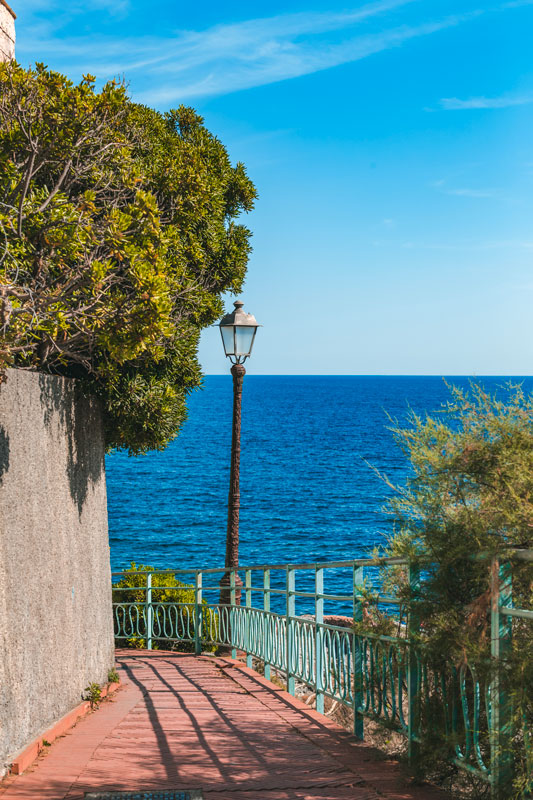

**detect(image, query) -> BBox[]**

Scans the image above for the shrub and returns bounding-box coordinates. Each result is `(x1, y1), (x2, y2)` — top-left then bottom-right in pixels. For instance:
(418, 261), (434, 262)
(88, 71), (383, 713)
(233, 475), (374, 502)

(112, 563), (218, 652)
(378, 382), (533, 798)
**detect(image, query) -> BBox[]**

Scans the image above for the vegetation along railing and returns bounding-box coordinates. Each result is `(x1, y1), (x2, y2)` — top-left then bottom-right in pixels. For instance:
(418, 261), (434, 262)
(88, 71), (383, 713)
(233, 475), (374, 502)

(112, 551), (532, 800)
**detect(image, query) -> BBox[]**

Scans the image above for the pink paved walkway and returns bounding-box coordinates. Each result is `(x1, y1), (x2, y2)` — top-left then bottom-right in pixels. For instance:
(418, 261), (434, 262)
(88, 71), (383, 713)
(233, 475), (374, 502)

(0, 650), (450, 800)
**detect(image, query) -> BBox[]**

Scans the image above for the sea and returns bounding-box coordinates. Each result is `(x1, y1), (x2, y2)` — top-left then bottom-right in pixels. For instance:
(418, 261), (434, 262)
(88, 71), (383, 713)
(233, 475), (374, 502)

(106, 376), (531, 613)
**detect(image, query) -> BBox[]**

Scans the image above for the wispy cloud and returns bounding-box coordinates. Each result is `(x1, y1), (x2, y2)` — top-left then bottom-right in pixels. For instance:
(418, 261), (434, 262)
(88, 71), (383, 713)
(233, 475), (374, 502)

(141, 13), (481, 103)
(440, 93), (533, 110)
(431, 179), (498, 199)
(16, 2), (485, 103)
(445, 187), (498, 198)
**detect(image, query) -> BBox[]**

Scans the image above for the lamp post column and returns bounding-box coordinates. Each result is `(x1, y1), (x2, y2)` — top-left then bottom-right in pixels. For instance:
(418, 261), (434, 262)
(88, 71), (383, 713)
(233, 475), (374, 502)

(220, 363), (245, 606)
(218, 298), (260, 612)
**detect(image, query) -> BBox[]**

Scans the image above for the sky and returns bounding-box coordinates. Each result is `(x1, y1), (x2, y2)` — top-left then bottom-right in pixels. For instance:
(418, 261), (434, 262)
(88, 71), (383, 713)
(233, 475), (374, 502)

(12, 0), (533, 374)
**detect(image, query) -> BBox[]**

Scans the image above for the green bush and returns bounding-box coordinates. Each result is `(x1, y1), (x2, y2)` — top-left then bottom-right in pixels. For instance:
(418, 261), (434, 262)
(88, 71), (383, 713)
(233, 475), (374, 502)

(113, 563), (218, 652)
(378, 382), (533, 798)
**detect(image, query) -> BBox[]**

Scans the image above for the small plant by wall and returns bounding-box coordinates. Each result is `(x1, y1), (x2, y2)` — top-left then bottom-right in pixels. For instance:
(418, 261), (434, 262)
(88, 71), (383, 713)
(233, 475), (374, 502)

(83, 683), (102, 710)
(107, 668), (120, 684)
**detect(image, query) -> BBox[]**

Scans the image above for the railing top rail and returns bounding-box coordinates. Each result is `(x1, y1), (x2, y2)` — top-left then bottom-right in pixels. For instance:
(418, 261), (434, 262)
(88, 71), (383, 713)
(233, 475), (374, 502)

(111, 549), (533, 578)
(111, 556), (410, 577)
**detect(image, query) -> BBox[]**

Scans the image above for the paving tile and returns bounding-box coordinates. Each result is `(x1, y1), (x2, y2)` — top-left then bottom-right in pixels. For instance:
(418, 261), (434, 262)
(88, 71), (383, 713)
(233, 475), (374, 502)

(0, 652), (450, 800)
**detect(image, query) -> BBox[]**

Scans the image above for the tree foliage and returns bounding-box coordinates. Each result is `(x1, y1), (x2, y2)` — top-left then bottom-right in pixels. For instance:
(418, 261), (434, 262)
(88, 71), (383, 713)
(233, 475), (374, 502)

(381, 383), (533, 796)
(0, 62), (256, 452)
(384, 383), (533, 630)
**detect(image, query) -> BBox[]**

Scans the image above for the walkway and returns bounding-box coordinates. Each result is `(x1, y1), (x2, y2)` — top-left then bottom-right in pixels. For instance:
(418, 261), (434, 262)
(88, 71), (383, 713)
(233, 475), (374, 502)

(0, 650), (450, 800)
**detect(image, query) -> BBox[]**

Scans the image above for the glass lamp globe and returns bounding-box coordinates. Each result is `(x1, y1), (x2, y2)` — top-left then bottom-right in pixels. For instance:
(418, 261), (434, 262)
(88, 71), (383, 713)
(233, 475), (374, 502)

(219, 301), (260, 364)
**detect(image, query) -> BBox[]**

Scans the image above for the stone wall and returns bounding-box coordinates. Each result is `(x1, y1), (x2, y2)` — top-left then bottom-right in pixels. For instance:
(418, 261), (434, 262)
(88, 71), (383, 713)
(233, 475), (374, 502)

(0, 1), (15, 62)
(0, 369), (114, 774)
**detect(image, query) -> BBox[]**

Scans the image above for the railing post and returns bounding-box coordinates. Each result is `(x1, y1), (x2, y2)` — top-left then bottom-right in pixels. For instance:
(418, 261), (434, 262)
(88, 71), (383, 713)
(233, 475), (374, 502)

(230, 569), (237, 660)
(194, 570), (202, 655)
(315, 566), (324, 714)
(145, 571), (153, 650)
(286, 567), (295, 695)
(407, 563), (420, 767)
(490, 558), (513, 800)
(352, 564), (364, 739)
(245, 569), (252, 668)
(263, 569), (271, 681)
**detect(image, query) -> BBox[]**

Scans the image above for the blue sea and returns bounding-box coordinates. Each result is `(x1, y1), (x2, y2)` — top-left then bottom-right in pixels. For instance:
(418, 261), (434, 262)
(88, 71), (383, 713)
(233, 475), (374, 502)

(106, 376), (531, 611)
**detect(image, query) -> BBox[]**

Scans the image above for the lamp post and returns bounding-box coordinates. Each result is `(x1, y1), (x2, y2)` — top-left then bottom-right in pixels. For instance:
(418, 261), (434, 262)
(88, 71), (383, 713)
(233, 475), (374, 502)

(218, 300), (260, 607)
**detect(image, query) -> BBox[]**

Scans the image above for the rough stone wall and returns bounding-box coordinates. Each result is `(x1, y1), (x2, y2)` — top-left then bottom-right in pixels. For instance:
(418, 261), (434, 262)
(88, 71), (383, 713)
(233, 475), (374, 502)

(0, 1), (15, 62)
(0, 369), (114, 774)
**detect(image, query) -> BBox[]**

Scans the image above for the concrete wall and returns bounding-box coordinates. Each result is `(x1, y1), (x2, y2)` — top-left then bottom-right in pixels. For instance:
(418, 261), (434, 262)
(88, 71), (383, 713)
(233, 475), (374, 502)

(0, 1), (15, 62)
(0, 369), (114, 774)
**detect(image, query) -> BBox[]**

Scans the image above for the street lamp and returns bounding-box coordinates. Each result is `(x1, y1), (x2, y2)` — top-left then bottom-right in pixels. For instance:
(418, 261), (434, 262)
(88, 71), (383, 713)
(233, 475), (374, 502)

(218, 300), (260, 607)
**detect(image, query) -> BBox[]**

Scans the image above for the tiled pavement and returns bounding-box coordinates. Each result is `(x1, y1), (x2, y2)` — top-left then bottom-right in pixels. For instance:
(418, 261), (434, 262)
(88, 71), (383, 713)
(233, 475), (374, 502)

(0, 650), (450, 800)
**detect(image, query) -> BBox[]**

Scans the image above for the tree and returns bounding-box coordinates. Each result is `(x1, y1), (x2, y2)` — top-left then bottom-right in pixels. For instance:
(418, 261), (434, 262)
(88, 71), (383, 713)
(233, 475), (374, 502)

(0, 62), (256, 453)
(384, 382), (533, 612)
(381, 383), (533, 796)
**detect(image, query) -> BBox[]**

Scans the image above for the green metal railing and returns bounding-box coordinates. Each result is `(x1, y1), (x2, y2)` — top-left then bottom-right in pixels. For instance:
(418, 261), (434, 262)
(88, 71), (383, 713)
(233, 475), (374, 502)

(112, 552), (532, 800)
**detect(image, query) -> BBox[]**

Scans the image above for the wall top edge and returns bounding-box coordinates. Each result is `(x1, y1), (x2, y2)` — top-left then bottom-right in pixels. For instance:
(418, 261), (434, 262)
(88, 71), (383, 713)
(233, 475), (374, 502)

(0, 0), (16, 19)
(3, 367), (79, 388)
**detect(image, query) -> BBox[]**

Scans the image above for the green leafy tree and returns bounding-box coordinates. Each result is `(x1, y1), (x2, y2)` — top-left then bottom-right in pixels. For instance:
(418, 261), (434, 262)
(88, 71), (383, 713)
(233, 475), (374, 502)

(0, 62), (256, 453)
(381, 383), (533, 796)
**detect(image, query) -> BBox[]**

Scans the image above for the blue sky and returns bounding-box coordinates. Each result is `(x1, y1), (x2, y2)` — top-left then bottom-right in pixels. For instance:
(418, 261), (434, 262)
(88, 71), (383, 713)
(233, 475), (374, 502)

(13, 0), (533, 374)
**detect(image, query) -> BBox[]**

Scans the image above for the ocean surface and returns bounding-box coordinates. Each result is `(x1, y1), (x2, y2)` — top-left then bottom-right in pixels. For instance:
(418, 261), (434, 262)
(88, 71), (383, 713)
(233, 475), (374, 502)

(106, 376), (531, 612)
